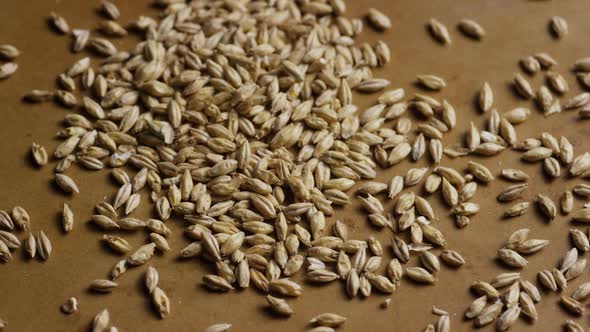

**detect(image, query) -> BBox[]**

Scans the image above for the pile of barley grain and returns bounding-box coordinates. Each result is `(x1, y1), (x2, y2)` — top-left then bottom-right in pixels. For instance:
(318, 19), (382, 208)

(2, 1), (590, 331)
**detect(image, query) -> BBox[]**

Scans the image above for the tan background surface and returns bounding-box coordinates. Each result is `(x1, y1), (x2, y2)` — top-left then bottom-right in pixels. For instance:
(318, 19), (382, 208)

(1, 0), (590, 331)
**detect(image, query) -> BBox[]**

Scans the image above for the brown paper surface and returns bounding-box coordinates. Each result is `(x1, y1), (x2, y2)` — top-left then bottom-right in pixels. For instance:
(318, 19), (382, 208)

(1, 0), (589, 331)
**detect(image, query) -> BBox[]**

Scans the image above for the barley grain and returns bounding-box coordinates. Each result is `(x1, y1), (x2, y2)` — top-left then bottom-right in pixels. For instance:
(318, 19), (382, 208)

(535, 52), (557, 68)
(367, 8), (391, 30)
(266, 295), (294, 316)
(36, 230), (51, 260)
(537, 194), (557, 220)
(204, 323), (232, 332)
(520, 56), (541, 74)
(31, 143), (48, 167)
(458, 19), (485, 39)
(406, 267), (435, 284)
(514, 73), (534, 99)
(428, 18), (451, 45)
(92, 309), (109, 332)
(55, 174), (79, 194)
(474, 301), (502, 327)
(564, 320), (585, 332)
(0, 62), (17, 79)
(60, 297), (78, 315)
(416, 75), (446, 91)
(550, 16), (568, 38)
(560, 296), (584, 316)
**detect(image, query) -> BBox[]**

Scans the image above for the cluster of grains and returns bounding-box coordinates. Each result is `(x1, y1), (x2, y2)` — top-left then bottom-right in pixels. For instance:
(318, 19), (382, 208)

(464, 274), (541, 330)
(427, 15), (565, 46)
(145, 266), (171, 318)
(512, 49), (590, 120)
(538, 247), (585, 294)
(5, 0), (590, 331)
(425, 17), (486, 45)
(0, 206), (51, 262)
(428, 15), (590, 332)
(497, 229), (549, 269)
(24, 0), (441, 329)
(0, 44), (19, 80)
